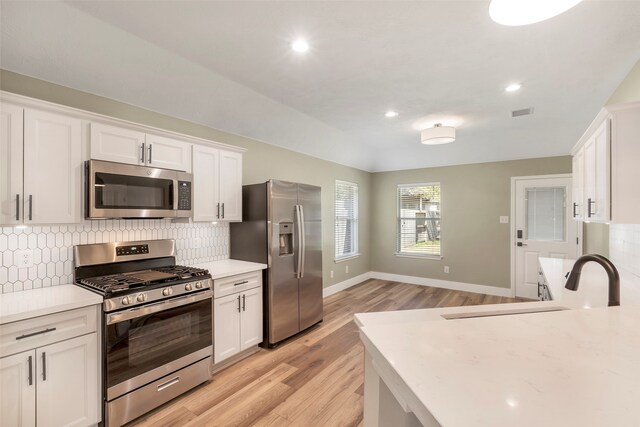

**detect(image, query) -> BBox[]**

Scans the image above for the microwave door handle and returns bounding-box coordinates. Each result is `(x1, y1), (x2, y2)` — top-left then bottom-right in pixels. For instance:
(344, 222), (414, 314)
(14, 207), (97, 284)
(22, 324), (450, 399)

(141, 142), (146, 164)
(173, 179), (179, 210)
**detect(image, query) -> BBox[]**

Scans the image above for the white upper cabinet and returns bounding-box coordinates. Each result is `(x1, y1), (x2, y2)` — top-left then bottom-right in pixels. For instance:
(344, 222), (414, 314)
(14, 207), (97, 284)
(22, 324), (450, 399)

(1, 104), (81, 226)
(572, 102), (640, 223)
(192, 145), (242, 222)
(90, 123), (191, 172)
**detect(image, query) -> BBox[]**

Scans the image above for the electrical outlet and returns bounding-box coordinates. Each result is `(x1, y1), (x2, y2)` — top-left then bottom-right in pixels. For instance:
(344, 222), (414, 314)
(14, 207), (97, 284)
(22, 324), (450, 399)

(444, 266), (450, 274)
(330, 270), (334, 278)
(15, 250), (33, 268)
(345, 265), (349, 274)
(500, 216), (509, 224)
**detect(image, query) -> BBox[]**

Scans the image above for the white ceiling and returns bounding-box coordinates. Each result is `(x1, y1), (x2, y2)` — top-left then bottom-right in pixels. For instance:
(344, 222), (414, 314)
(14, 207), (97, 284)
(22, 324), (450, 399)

(1, 1), (639, 172)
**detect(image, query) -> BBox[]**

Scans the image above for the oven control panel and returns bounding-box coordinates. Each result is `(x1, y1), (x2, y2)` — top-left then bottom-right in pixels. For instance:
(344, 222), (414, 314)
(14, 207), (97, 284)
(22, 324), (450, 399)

(177, 181), (192, 211)
(116, 244), (150, 257)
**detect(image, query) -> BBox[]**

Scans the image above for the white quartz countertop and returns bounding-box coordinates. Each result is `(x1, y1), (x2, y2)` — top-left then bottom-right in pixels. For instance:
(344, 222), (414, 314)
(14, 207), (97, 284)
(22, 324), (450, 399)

(539, 257), (640, 308)
(0, 284), (102, 325)
(192, 259), (267, 280)
(358, 304), (640, 427)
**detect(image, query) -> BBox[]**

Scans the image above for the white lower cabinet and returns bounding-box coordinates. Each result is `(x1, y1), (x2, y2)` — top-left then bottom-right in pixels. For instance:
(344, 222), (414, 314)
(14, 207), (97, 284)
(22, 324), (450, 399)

(0, 306), (100, 427)
(213, 271), (263, 364)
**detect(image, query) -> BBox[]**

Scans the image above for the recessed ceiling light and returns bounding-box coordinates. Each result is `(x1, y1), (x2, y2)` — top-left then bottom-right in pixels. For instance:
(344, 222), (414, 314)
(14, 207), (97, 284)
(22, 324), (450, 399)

(489, 0), (584, 26)
(291, 39), (309, 53)
(385, 111), (398, 118)
(505, 83), (522, 92)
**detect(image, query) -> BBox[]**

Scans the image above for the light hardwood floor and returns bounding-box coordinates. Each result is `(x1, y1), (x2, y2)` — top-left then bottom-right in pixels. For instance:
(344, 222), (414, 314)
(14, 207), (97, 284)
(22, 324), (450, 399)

(129, 279), (526, 427)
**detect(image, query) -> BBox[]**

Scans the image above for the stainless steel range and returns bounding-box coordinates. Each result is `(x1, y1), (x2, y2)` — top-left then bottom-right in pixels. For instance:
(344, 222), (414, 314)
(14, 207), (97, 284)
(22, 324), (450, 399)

(74, 239), (213, 427)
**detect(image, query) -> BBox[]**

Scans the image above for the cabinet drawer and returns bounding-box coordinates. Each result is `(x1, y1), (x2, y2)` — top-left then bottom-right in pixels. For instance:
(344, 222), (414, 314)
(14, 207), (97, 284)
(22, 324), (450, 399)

(0, 306), (98, 358)
(214, 271), (262, 298)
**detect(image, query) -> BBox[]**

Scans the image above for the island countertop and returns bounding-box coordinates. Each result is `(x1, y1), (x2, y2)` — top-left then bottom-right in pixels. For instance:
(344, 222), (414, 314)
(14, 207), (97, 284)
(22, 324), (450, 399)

(358, 304), (640, 427)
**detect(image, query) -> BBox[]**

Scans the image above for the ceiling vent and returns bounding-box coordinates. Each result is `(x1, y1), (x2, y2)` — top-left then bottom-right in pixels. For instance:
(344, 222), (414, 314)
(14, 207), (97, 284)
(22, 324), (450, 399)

(512, 107), (534, 118)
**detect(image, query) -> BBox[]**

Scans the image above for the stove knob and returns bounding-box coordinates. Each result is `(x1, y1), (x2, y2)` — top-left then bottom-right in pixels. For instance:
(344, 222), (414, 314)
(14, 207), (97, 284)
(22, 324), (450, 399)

(121, 296), (132, 306)
(162, 288), (173, 297)
(136, 293), (147, 302)
(185, 283), (193, 291)
(195, 281), (203, 289)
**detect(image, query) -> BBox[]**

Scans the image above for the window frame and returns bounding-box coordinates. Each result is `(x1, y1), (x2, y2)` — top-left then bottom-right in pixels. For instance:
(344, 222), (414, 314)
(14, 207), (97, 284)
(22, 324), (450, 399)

(334, 180), (359, 262)
(395, 182), (443, 260)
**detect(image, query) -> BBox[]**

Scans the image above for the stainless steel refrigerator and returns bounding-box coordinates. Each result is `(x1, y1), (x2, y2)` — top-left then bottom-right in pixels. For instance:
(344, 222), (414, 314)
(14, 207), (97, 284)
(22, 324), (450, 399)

(230, 180), (323, 346)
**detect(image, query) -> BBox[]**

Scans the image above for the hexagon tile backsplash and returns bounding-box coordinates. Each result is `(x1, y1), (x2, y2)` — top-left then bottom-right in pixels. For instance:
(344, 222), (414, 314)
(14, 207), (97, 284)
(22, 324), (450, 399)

(0, 220), (230, 294)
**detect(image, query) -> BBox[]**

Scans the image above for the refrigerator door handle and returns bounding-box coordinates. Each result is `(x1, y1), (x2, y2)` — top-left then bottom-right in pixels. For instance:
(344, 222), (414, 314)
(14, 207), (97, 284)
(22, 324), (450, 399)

(295, 204), (304, 279)
(299, 205), (306, 278)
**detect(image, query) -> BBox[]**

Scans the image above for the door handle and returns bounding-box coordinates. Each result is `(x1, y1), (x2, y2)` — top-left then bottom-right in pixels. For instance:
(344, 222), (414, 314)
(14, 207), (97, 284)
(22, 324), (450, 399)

(237, 295), (241, 312)
(28, 195), (32, 221)
(216, 203), (220, 219)
(41, 352), (47, 381)
(299, 205), (305, 278)
(148, 144), (153, 164)
(16, 194), (19, 221)
(157, 376), (180, 392)
(221, 203), (225, 219)
(28, 355), (33, 386)
(141, 142), (146, 163)
(242, 294), (246, 311)
(572, 202), (578, 218)
(587, 198), (595, 218)
(516, 242), (527, 247)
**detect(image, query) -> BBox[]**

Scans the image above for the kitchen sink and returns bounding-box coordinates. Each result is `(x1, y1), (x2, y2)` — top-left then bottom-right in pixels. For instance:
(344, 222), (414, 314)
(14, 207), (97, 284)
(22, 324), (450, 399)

(441, 306), (569, 320)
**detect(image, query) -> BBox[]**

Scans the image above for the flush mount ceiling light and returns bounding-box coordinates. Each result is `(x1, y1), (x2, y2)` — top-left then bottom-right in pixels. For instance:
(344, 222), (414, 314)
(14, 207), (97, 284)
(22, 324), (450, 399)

(385, 111), (398, 118)
(505, 83), (522, 92)
(291, 38), (309, 53)
(489, 0), (583, 26)
(421, 124), (456, 145)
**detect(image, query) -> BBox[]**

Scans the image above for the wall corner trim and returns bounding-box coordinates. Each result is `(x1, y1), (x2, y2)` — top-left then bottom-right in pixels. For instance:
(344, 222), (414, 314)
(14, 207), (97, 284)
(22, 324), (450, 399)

(369, 272), (513, 297)
(323, 272), (373, 298)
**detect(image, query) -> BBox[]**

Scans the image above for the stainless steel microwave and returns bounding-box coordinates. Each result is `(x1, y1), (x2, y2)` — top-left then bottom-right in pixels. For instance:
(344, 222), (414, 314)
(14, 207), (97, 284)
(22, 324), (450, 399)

(86, 160), (192, 219)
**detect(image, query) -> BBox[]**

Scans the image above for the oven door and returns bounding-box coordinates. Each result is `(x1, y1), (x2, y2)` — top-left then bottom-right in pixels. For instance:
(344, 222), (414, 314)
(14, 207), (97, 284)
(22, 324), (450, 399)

(104, 290), (213, 400)
(87, 159), (181, 219)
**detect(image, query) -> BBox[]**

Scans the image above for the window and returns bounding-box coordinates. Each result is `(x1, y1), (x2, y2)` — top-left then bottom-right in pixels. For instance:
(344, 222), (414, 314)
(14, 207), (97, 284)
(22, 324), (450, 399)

(397, 183), (441, 258)
(335, 180), (358, 260)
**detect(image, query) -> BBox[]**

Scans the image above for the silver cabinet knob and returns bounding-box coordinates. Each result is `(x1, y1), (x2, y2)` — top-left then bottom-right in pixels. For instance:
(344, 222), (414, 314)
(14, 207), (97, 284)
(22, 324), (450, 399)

(162, 288), (173, 297)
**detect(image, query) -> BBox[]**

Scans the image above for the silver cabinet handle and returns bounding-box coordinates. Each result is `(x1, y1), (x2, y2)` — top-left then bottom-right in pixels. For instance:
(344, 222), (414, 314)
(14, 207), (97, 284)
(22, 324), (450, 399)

(157, 376), (180, 392)
(237, 295), (241, 312)
(216, 203), (220, 219)
(234, 281), (249, 286)
(221, 203), (225, 219)
(148, 144), (153, 164)
(41, 352), (46, 381)
(16, 194), (19, 221)
(28, 355), (33, 386)
(28, 195), (32, 221)
(587, 198), (594, 218)
(16, 327), (57, 340)
(141, 142), (146, 163)
(242, 294), (246, 311)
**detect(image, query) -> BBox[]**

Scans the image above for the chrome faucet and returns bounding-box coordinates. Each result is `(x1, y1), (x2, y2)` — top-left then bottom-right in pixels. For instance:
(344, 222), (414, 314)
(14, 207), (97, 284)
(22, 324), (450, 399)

(565, 254), (620, 307)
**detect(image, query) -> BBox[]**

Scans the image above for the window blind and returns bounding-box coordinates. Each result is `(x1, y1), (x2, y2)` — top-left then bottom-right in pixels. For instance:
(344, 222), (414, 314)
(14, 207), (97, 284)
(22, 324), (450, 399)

(397, 183), (441, 257)
(335, 181), (358, 260)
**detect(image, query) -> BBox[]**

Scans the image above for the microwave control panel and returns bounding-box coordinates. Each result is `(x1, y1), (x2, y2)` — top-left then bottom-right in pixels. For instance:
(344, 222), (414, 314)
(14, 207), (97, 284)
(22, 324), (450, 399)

(177, 181), (192, 211)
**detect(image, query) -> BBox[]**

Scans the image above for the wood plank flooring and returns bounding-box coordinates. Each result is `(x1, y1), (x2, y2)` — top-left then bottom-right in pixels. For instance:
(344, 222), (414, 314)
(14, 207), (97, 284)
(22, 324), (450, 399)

(129, 279), (527, 427)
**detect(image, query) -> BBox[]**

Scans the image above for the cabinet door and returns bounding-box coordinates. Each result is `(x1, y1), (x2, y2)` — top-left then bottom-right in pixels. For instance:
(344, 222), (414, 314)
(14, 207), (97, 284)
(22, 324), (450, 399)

(240, 287), (263, 351)
(90, 122), (146, 165)
(218, 150), (243, 221)
(146, 134), (191, 172)
(192, 145), (220, 222)
(0, 103), (24, 225)
(36, 333), (99, 427)
(571, 147), (585, 220)
(0, 350), (36, 427)
(23, 109), (82, 224)
(592, 119), (611, 221)
(214, 293), (241, 364)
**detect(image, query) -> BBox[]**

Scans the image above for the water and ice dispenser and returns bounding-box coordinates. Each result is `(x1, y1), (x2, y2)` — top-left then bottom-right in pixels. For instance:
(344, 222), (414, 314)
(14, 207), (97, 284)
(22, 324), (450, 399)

(279, 222), (293, 255)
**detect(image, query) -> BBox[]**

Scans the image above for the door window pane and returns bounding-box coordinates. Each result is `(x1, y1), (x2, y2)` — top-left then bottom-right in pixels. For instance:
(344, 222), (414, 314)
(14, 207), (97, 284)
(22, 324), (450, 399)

(526, 187), (565, 241)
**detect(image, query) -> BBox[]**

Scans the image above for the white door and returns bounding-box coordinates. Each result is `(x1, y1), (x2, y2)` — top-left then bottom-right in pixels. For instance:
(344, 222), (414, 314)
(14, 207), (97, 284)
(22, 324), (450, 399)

(24, 109), (82, 224)
(145, 134), (191, 172)
(240, 287), (263, 350)
(90, 122), (146, 165)
(0, 350), (36, 427)
(0, 103), (24, 225)
(214, 294), (241, 364)
(192, 145), (220, 222)
(36, 334), (99, 427)
(218, 150), (243, 221)
(513, 175), (579, 299)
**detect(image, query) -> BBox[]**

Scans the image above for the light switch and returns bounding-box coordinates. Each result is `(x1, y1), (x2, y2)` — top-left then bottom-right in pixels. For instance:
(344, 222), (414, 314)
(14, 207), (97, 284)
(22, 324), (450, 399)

(500, 216), (509, 224)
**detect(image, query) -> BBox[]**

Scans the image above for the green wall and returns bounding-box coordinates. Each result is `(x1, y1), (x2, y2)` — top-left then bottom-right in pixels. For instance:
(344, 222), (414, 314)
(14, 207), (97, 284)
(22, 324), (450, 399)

(0, 69), (372, 288)
(371, 157), (572, 289)
(607, 59), (640, 105)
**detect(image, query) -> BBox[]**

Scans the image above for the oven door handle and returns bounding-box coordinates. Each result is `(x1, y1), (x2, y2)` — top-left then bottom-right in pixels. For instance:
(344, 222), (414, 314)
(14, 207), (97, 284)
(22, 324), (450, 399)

(106, 290), (213, 325)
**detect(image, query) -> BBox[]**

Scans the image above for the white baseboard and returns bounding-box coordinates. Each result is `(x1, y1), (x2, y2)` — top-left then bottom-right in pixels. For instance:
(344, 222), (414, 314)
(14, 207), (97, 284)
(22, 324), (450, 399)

(323, 272), (373, 298)
(369, 271), (513, 297)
